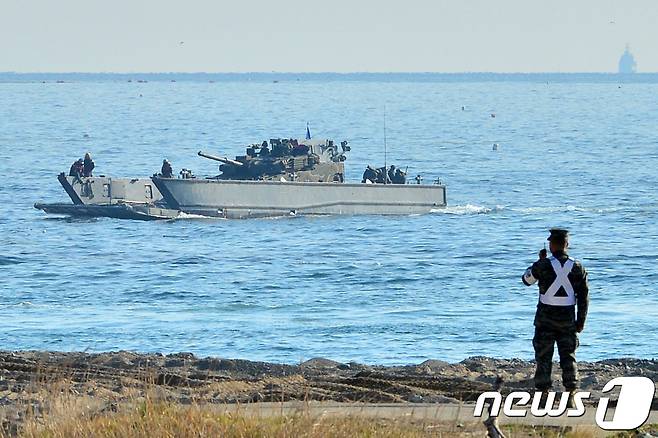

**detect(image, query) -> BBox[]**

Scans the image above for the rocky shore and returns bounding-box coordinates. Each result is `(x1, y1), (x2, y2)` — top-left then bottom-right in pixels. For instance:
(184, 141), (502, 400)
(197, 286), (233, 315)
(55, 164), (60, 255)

(1, 351), (657, 434)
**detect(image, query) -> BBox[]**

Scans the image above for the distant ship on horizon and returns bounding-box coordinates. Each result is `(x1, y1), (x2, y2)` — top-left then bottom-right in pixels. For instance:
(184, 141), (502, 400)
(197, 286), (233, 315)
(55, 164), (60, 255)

(618, 44), (637, 74)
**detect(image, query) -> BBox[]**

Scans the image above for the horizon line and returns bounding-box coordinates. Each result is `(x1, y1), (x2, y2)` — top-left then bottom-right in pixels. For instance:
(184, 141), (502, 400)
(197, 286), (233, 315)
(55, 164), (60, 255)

(1, 71), (655, 75)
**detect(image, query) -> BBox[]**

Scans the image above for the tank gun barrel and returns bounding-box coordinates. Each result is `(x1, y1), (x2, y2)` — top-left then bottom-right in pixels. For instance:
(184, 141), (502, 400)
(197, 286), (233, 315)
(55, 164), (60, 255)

(198, 151), (243, 166)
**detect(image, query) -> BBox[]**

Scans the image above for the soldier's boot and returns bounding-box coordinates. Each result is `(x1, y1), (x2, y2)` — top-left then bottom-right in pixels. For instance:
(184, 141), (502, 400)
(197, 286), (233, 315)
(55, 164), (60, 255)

(566, 390), (577, 409)
(538, 390), (551, 409)
(567, 391), (576, 409)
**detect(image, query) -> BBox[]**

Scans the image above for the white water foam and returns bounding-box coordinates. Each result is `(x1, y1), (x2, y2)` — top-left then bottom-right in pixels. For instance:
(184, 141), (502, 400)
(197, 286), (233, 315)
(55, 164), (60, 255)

(512, 204), (658, 215)
(431, 204), (658, 217)
(174, 212), (224, 220)
(431, 204), (498, 215)
(511, 205), (589, 214)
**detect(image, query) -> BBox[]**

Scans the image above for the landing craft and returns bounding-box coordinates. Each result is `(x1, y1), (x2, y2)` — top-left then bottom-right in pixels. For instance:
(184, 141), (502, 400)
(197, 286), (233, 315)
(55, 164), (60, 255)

(35, 137), (447, 220)
(151, 137), (447, 219)
(34, 173), (179, 220)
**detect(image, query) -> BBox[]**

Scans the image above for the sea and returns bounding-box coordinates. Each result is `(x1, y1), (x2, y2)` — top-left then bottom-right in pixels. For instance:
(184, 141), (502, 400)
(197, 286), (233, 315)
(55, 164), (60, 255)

(1, 73), (657, 365)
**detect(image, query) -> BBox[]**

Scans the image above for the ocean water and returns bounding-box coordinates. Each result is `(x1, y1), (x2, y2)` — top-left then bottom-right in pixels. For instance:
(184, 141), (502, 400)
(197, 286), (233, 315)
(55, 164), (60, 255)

(1, 73), (657, 365)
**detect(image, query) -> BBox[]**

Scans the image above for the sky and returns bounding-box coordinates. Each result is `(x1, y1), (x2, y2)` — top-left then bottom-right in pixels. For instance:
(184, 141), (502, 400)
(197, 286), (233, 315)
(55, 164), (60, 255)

(1, 0), (657, 73)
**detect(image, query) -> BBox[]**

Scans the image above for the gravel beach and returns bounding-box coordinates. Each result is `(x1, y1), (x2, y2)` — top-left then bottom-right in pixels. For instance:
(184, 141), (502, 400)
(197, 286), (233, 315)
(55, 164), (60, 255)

(1, 350), (657, 435)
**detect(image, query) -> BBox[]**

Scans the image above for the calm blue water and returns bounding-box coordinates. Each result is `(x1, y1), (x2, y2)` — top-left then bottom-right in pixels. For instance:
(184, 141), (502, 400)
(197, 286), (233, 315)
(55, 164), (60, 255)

(1, 74), (657, 364)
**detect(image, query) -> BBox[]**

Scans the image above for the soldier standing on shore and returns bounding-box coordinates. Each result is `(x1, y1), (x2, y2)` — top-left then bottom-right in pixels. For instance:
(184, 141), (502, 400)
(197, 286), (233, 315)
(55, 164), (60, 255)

(522, 228), (589, 403)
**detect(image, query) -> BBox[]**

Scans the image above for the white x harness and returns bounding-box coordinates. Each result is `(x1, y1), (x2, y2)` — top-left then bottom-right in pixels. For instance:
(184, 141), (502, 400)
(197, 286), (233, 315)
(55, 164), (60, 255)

(540, 256), (576, 306)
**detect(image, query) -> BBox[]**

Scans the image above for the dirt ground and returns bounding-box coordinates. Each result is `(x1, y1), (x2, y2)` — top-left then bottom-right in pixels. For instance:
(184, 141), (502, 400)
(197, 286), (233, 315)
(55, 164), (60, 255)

(1, 351), (657, 435)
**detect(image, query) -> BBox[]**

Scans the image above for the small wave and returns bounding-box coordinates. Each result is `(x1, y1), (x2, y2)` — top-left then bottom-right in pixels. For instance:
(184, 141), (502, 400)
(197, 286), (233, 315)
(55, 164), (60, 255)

(594, 204), (658, 214)
(432, 203), (658, 217)
(170, 256), (209, 266)
(431, 204), (498, 215)
(0, 301), (36, 308)
(0, 255), (25, 266)
(512, 204), (658, 215)
(512, 205), (589, 214)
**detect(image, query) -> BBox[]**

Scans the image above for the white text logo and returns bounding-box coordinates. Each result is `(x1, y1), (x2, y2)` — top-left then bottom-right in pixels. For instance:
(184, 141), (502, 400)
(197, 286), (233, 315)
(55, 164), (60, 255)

(473, 377), (655, 430)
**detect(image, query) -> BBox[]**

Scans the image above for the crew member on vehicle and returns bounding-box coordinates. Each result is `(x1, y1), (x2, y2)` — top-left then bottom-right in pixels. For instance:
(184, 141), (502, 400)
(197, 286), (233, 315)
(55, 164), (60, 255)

(387, 165), (397, 183)
(362, 165), (377, 184)
(161, 159), (173, 178)
(83, 152), (95, 177)
(391, 167), (407, 184)
(69, 158), (84, 179)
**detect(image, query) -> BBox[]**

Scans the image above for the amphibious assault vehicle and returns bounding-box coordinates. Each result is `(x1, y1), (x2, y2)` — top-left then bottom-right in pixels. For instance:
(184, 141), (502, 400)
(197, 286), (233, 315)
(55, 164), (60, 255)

(35, 137), (446, 220)
(34, 173), (179, 220)
(152, 137), (446, 219)
(197, 137), (349, 183)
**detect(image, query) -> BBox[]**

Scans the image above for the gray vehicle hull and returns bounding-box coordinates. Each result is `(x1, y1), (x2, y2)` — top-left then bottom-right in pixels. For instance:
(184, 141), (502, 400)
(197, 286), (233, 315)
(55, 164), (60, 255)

(35, 174), (180, 220)
(34, 202), (179, 220)
(152, 176), (447, 219)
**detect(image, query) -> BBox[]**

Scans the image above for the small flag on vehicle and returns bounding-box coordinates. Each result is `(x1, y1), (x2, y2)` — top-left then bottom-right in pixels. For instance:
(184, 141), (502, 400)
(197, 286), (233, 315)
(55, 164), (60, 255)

(306, 123), (311, 140)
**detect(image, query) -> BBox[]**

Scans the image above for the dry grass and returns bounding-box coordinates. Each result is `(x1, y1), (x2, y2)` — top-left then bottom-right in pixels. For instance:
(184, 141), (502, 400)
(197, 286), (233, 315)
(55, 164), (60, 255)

(15, 398), (465, 438)
(9, 395), (633, 438)
(1, 358), (654, 438)
(500, 424), (599, 438)
(4, 382), (653, 438)
(6, 394), (656, 438)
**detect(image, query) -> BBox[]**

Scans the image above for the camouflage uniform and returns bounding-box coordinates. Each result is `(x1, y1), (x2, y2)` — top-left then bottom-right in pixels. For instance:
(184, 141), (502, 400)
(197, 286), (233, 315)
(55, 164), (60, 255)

(161, 160), (173, 178)
(522, 232), (589, 391)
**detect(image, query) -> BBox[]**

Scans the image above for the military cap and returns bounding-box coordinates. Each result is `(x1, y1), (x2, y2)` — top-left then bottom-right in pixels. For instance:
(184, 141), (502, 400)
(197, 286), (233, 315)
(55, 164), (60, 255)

(547, 228), (569, 242)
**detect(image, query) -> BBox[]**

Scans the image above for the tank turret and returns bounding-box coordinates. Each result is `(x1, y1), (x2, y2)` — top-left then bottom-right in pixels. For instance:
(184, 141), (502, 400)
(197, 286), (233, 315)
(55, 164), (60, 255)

(198, 138), (348, 183)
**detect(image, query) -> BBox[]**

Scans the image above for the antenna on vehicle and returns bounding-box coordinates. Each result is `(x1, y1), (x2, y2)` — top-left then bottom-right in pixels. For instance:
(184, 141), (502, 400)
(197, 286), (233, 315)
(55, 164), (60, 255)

(384, 105), (387, 185)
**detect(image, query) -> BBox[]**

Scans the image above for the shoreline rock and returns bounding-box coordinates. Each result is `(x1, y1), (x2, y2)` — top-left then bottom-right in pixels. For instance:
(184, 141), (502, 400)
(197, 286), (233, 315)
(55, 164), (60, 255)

(1, 350), (657, 435)
(2, 350), (656, 402)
